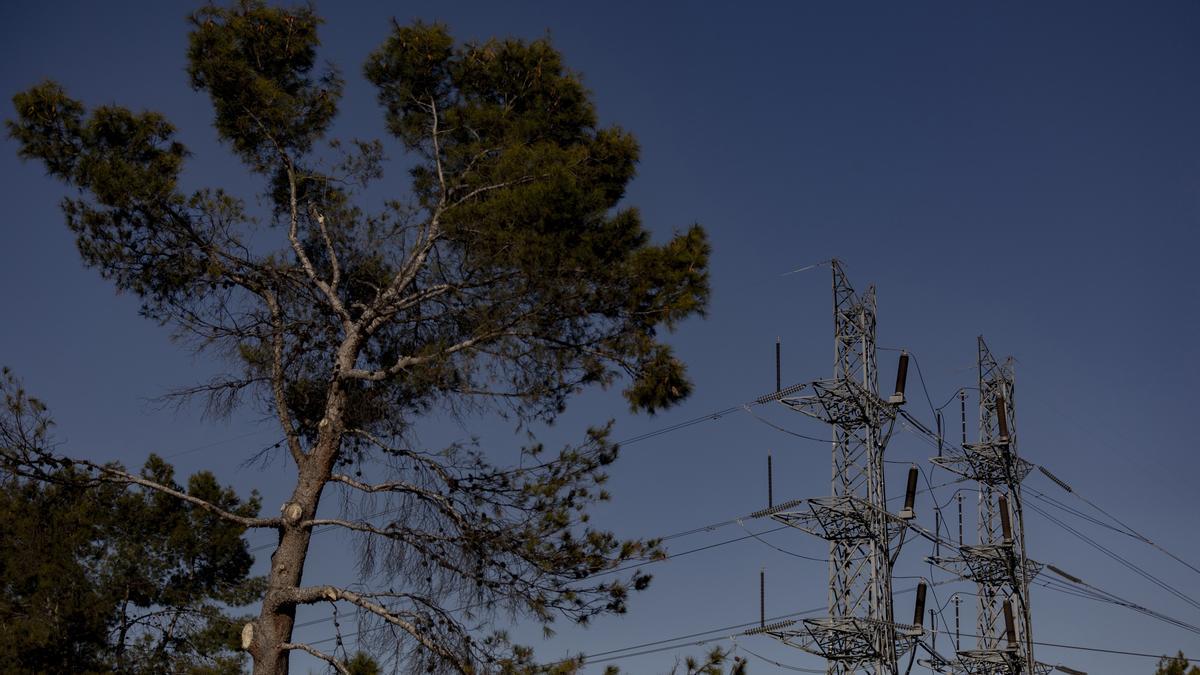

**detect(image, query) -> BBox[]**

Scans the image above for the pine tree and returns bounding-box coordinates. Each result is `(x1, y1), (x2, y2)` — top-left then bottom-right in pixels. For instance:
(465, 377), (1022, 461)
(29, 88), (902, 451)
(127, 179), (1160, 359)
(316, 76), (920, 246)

(7, 2), (710, 673)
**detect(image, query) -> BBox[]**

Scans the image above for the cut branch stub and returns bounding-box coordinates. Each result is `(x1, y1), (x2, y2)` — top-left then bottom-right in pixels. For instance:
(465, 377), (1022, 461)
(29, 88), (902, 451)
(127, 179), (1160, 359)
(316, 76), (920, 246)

(281, 502), (303, 525)
(241, 621), (255, 651)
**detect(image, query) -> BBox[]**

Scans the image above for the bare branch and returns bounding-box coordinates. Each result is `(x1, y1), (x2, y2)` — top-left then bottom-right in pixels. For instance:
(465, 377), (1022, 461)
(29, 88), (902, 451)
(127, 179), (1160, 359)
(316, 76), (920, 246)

(284, 157), (351, 325)
(360, 281), (454, 332)
(300, 516), (398, 538)
(77, 458), (280, 529)
(326, 473), (421, 495)
(322, 473), (470, 530)
(289, 586), (467, 669)
(357, 219), (441, 336)
(308, 203), (341, 296)
(429, 95), (447, 203)
(355, 96), (451, 338)
(448, 175), (538, 208)
(280, 642), (350, 675)
(343, 329), (510, 382)
(265, 292), (306, 465)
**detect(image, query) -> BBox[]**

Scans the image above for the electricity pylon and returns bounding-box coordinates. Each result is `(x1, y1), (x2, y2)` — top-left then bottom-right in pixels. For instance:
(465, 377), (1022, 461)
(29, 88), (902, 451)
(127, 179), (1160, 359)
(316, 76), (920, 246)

(762, 260), (917, 674)
(929, 337), (1046, 675)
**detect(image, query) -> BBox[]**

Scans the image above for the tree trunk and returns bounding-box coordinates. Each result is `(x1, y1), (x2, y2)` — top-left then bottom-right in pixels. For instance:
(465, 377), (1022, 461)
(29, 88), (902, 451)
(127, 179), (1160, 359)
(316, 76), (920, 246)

(250, 479), (320, 675)
(251, 361), (352, 675)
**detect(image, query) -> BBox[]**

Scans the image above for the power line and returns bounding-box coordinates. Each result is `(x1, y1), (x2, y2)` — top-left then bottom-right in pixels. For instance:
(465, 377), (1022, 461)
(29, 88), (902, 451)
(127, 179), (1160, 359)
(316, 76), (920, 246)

(289, 501), (873, 633)
(246, 392), (795, 555)
(734, 520), (830, 563)
(885, 389), (1200, 664)
(897, 400), (1200, 616)
(1037, 578), (1200, 637)
(290, 542), (1199, 670)
(160, 429), (278, 460)
(952, 631), (1200, 664)
(739, 404), (829, 443)
(297, 601), (1200, 669)
(842, 364), (1200, 644)
(580, 605), (816, 662)
(1026, 486), (1133, 539)
(592, 524), (793, 578)
(1036, 464), (1200, 578)
(252, 375), (872, 559)
(249, 384), (810, 559)
(493, 381), (810, 478)
(288, 516), (802, 632)
(284, 471), (973, 635)
(734, 643), (824, 673)
(893, 379), (1200, 591)
(1025, 500), (1200, 613)
(255, 335), (1198, 673)
(291, 525), (944, 641)
(903, 407), (1200, 632)
(303, 604), (829, 655)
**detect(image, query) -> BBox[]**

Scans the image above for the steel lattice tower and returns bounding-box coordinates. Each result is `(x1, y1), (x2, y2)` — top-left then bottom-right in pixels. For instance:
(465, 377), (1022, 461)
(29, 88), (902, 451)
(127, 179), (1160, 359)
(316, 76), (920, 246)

(929, 337), (1045, 675)
(763, 260), (913, 674)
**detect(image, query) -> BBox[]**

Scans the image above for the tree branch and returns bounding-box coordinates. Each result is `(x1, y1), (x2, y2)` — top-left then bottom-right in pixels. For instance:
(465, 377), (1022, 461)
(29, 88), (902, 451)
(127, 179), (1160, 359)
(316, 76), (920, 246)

(77, 458), (280, 529)
(357, 216), (440, 337)
(358, 281), (454, 336)
(322, 473), (470, 530)
(284, 155), (350, 326)
(429, 95), (447, 203)
(264, 292), (306, 465)
(288, 585), (467, 670)
(355, 96), (450, 337)
(343, 329), (511, 382)
(280, 642), (349, 675)
(448, 175), (538, 208)
(308, 203), (341, 297)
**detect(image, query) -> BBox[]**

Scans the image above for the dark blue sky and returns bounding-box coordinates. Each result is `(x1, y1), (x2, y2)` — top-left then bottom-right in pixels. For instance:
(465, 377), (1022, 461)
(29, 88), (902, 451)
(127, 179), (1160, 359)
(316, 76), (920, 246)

(3, 1), (1198, 672)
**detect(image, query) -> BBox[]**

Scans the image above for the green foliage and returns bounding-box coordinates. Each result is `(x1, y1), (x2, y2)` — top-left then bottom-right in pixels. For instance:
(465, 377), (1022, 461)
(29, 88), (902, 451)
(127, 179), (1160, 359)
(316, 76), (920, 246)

(9, 81), (200, 306)
(0, 459), (262, 673)
(0, 470), (111, 673)
(0, 372), (262, 674)
(364, 24), (709, 415)
(345, 651), (382, 675)
(1155, 652), (1200, 675)
(188, 0), (342, 171)
(7, 14), (710, 429)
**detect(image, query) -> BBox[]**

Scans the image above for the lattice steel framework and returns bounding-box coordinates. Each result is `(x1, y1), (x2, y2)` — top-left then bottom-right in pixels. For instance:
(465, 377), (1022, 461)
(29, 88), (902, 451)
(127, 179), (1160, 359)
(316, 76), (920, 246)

(767, 260), (906, 674)
(927, 338), (1039, 674)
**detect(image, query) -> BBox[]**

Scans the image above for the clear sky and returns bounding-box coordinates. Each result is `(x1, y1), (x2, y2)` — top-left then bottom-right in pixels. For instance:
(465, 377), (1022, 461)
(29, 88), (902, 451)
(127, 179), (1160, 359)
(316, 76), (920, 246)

(2, 1), (1198, 673)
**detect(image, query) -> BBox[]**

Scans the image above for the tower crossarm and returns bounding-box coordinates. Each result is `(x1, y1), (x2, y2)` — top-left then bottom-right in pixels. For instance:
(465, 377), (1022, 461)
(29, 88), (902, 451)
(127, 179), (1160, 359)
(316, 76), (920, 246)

(927, 547), (1044, 588)
(780, 378), (897, 430)
(929, 444), (1033, 486)
(765, 617), (921, 664)
(919, 652), (1053, 675)
(947, 650), (1054, 675)
(770, 495), (908, 543)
